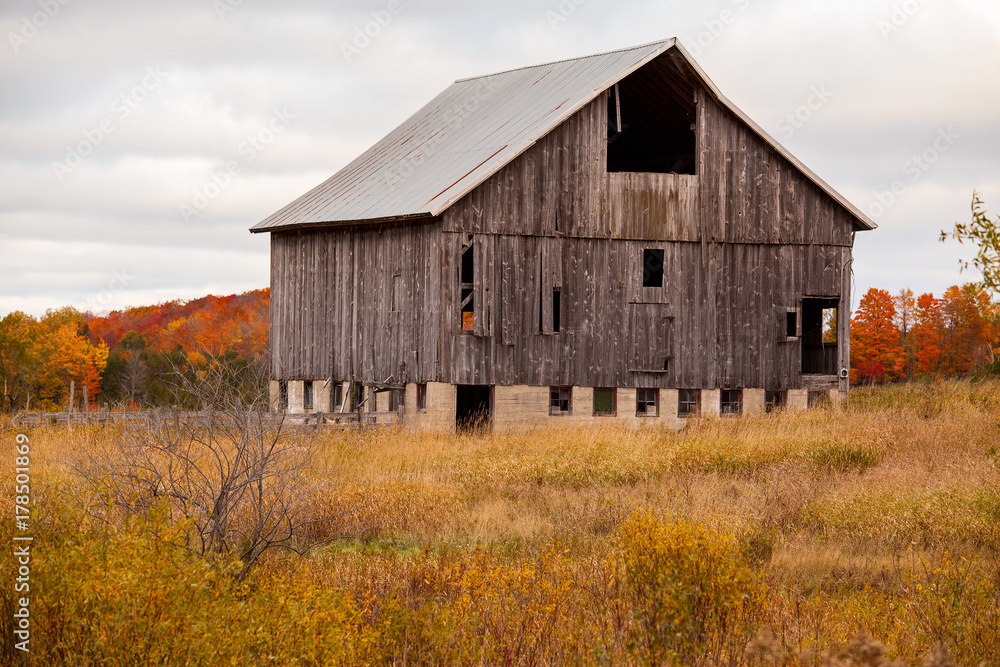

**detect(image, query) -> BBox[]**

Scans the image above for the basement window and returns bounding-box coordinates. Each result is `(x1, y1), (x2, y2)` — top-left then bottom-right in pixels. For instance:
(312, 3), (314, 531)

(416, 383), (427, 413)
(636, 388), (659, 417)
(606, 58), (697, 175)
(550, 387), (572, 416)
(643, 249), (664, 288)
(304, 381), (313, 411)
(333, 383), (344, 411)
(765, 391), (786, 413)
(678, 389), (700, 418)
(721, 390), (743, 416)
(593, 388), (616, 416)
(278, 380), (288, 411)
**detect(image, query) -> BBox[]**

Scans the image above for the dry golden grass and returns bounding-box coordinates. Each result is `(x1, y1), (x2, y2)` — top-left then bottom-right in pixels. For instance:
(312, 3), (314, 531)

(3, 379), (999, 664)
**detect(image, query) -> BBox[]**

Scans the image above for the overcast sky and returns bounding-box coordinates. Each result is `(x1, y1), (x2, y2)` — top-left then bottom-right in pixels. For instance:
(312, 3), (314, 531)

(2, 0), (998, 317)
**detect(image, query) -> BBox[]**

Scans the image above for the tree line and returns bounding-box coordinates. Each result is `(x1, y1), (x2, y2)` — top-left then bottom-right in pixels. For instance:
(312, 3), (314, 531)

(0, 290), (268, 412)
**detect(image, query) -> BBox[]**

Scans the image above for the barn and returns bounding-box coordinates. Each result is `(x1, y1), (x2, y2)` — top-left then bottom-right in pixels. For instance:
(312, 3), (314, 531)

(250, 38), (875, 430)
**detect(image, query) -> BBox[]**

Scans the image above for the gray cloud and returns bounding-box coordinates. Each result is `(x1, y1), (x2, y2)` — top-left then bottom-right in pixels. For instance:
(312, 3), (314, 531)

(1, 0), (999, 316)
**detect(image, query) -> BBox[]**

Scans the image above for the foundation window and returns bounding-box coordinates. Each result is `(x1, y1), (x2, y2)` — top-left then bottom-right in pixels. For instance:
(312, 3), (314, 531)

(593, 388), (616, 416)
(643, 249), (664, 288)
(549, 387), (572, 416)
(765, 391), (786, 413)
(678, 389), (700, 418)
(333, 383), (344, 412)
(721, 389), (743, 416)
(636, 388), (659, 417)
(416, 383), (427, 413)
(460, 236), (475, 332)
(278, 380), (288, 411)
(388, 389), (401, 413)
(303, 381), (313, 411)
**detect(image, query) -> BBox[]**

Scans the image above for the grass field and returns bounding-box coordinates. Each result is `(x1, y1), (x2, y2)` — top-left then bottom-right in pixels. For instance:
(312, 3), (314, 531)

(2, 380), (999, 665)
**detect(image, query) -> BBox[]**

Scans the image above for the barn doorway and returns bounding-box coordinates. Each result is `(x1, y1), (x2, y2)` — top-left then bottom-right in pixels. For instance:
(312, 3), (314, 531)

(456, 385), (492, 432)
(801, 297), (839, 375)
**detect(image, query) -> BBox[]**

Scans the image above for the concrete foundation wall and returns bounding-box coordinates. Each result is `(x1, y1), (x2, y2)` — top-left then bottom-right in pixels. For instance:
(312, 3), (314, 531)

(494, 385), (550, 429)
(287, 380), (304, 414)
(787, 389), (808, 411)
(743, 389), (766, 416)
(403, 382), (457, 432)
(701, 389), (721, 418)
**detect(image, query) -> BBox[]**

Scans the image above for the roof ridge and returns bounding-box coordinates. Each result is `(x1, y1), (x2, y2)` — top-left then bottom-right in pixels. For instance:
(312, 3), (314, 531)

(453, 38), (674, 84)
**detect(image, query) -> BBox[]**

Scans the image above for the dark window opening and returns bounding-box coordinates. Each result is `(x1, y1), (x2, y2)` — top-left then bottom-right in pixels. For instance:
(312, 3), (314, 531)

(765, 391), (785, 413)
(594, 388), (616, 416)
(461, 243), (474, 284)
(350, 384), (363, 412)
(802, 298), (839, 375)
(607, 57), (697, 175)
(333, 383), (343, 412)
(388, 389), (401, 412)
(636, 388), (659, 417)
(643, 249), (664, 288)
(678, 389), (699, 418)
(552, 289), (561, 333)
(550, 387), (572, 416)
(460, 237), (475, 332)
(721, 389), (743, 416)
(416, 383), (427, 412)
(457, 385), (492, 431)
(786, 311), (798, 338)
(278, 380), (288, 410)
(303, 381), (313, 411)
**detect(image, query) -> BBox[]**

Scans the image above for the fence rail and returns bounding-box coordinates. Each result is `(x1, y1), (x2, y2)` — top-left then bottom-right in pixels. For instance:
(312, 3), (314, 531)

(8, 409), (402, 430)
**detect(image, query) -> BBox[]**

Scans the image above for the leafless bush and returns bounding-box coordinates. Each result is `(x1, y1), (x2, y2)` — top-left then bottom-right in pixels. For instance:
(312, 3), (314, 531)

(74, 359), (364, 581)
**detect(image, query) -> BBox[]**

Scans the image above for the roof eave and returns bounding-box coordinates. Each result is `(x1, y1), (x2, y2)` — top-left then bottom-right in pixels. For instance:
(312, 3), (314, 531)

(249, 212), (434, 234)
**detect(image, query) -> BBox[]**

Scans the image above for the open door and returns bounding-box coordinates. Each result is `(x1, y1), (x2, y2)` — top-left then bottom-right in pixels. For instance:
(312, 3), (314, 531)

(456, 385), (492, 432)
(801, 297), (839, 375)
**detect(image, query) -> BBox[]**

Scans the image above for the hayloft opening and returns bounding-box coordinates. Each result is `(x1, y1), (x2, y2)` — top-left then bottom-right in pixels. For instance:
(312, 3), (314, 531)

(607, 56), (697, 175)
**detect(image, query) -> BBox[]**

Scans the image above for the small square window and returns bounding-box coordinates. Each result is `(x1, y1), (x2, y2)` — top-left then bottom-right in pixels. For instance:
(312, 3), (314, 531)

(678, 389), (700, 418)
(416, 383), (427, 412)
(765, 391), (785, 413)
(549, 387), (572, 416)
(593, 388), (616, 416)
(643, 249), (664, 288)
(636, 388), (659, 417)
(721, 389), (742, 416)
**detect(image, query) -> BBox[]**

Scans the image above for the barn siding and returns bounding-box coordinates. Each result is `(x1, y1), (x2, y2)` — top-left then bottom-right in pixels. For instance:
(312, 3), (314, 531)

(269, 68), (858, 397)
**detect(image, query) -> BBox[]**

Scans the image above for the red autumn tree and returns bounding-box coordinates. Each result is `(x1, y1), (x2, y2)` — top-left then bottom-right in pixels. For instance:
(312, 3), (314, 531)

(850, 288), (902, 384)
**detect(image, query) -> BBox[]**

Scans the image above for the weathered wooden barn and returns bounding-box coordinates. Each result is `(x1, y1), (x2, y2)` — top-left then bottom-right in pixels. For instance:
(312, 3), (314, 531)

(251, 38), (875, 430)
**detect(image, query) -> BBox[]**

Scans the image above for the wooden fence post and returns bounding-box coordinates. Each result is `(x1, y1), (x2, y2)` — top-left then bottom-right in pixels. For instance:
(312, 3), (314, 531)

(83, 385), (90, 426)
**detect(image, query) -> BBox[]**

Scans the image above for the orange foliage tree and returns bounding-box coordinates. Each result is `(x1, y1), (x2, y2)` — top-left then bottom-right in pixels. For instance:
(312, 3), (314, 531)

(850, 288), (902, 384)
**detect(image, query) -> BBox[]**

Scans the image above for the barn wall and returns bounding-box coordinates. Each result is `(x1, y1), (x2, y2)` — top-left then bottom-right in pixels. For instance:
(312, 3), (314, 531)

(437, 233), (848, 391)
(269, 222), (442, 383)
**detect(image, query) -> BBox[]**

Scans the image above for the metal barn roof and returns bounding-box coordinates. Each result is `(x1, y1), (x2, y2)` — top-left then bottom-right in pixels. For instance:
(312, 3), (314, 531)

(250, 38), (876, 233)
